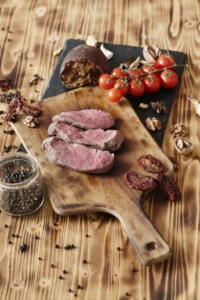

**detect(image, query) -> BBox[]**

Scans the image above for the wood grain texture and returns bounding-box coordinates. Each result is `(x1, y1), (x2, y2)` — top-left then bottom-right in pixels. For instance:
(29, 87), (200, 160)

(0, 0), (200, 299)
(12, 86), (173, 266)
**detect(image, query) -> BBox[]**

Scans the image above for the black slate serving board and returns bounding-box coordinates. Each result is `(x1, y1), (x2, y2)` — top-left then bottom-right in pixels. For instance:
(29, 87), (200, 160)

(42, 39), (186, 145)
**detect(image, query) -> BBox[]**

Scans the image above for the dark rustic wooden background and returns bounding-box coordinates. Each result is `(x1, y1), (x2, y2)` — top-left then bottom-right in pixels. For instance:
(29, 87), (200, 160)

(0, 0), (200, 299)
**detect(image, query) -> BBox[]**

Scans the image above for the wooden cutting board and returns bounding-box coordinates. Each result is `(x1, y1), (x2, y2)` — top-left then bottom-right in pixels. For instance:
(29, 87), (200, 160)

(12, 87), (174, 266)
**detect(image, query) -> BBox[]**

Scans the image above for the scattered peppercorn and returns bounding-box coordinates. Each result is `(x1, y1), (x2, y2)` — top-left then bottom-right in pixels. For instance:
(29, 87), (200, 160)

(77, 285), (81, 289)
(19, 243), (27, 252)
(3, 129), (15, 135)
(68, 289), (72, 292)
(51, 264), (55, 268)
(131, 268), (138, 273)
(8, 240), (12, 244)
(53, 222), (57, 226)
(3, 170), (33, 183)
(12, 234), (15, 238)
(71, 244), (75, 249)
(4, 224), (8, 228)
(63, 270), (67, 274)
(82, 259), (87, 264)
(58, 276), (63, 280)
(38, 257), (42, 261)
(16, 234), (19, 238)
(55, 244), (59, 249)
(85, 234), (89, 237)
(30, 64), (33, 67)
(64, 245), (70, 250)
(7, 39), (11, 41)
(74, 294), (77, 297)
(117, 247), (121, 251)
(126, 292), (130, 296)
(35, 235), (39, 240)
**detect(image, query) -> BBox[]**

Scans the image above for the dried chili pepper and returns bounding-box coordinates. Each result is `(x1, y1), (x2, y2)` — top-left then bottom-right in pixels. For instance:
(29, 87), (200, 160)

(125, 172), (157, 191)
(156, 174), (181, 202)
(137, 154), (164, 174)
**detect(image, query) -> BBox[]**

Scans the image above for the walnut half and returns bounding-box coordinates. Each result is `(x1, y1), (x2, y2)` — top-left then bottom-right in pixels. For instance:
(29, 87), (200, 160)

(173, 137), (193, 155)
(146, 117), (162, 131)
(23, 116), (39, 128)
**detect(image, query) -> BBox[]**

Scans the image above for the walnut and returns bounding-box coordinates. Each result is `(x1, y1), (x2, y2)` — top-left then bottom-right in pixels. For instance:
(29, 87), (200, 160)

(139, 103), (149, 109)
(170, 123), (188, 137)
(173, 137), (193, 155)
(23, 116), (39, 128)
(145, 117), (162, 131)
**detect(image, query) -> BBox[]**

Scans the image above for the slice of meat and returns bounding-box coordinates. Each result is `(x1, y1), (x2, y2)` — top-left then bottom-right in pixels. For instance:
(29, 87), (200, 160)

(43, 137), (114, 174)
(52, 109), (114, 130)
(47, 122), (124, 152)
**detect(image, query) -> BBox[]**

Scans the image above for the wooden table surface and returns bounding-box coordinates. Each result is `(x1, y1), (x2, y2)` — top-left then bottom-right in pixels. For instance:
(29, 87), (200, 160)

(0, 0), (199, 299)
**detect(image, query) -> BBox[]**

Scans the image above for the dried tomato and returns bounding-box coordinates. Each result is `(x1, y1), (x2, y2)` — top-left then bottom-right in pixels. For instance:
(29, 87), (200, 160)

(156, 174), (181, 202)
(125, 172), (157, 191)
(137, 154), (164, 174)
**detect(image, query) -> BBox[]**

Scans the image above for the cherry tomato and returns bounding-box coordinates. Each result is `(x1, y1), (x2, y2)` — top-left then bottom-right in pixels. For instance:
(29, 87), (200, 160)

(156, 54), (175, 69)
(144, 75), (161, 93)
(160, 69), (178, 89)
(129, 79), (146, 97)
(111, 68), (129, 80)
(114, 79), (129, 95)
(128, 68), (143, 79)
(141, 63), (160, 76)
(107, 88), (123, 102)
(98, 74), (114, 90)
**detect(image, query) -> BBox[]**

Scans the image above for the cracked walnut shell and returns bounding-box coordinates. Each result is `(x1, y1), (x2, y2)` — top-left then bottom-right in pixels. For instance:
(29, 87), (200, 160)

(170, 123), (188, 137)
(145, 117), (162, 131)
(173, 137), (193, 155)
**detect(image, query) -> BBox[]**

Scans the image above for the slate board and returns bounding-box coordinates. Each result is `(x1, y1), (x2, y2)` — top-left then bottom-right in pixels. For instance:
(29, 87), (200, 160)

(42, 39), (186, 145)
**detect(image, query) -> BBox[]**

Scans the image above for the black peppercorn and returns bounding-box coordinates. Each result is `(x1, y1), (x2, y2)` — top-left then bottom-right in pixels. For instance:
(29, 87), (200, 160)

(55, 244), (59, 249)
(12, 234), (15, 238)
(16, 234), (19, 238)
(77, 285), (81, 289)
(82, 259), (87, 264)
(63, 270), (67, 274)
(85, 234), (89, 237)
(51, 264), (55, 268)
(68, 289), (72, 292)
(53, 222), (57, 226)
(58, 276), (63, 280)
(71, 244), (75, 249)
(64, 245), (70, 250)
(4, 224), (8, 228)
(38, 257), (42, 261)
(131, 267), (138, 273)
(117, 247), (121, 251)
(35, 235), (39, 240)
(19, 243), (27, 252)
(8, 240), (12, 244)
(126, 292), (130, 296)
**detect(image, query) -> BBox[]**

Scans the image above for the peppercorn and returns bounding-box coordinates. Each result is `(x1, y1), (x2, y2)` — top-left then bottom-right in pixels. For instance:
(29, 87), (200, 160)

(64, 245), (70, 250)
(55, 244), (59, 249)
(77, 285), (81, 289)
(35, 235), (39, 240)
(71, 244), (75, 249)
(8, 240), (12, 244)
(51, 264), (55, 268)
(63, 270), (67, 274)
(19, 244), (27, 252)
(117, 247), (121, 251)
(85, 234), (89, 237)
(131, 268), (138, 273)
(38, 257), (42, 260)
(12, 234), (15, 238)
(4, 224), (8, 228)
(58, 276), (63, 280)
(68, 289), (72, 292)
(82, 259), (87, 264)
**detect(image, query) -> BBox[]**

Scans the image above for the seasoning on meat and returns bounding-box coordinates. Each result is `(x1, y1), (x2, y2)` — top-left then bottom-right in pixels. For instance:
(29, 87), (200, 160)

(156, 174), (181, 202)
(47, 122), (124, 152)
(125, 172), (157, 191)
(137, 154), (164, 174)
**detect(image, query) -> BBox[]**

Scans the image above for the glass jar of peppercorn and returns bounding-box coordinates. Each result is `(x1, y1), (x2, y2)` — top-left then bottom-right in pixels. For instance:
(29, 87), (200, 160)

(0, 152), (45, 216)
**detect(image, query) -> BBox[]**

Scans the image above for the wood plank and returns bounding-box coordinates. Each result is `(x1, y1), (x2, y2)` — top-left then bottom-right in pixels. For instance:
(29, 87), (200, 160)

(0, 0), (199, 299)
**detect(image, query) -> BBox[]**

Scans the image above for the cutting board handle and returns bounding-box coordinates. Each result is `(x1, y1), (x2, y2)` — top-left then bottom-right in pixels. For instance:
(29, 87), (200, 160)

(111, 201), (172, 266)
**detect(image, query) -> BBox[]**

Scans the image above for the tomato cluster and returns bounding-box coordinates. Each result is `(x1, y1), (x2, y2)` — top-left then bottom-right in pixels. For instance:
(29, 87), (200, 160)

(98, 53), (179, 102)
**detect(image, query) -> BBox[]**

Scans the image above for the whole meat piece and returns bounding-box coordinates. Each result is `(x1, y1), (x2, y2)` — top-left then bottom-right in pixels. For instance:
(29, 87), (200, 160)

(52, 109), (114, 130)
(125, 172), (157, 191)
(60, 44), (109, 89)
(43, 137), (114, 174)
(48, 122), (124, 152)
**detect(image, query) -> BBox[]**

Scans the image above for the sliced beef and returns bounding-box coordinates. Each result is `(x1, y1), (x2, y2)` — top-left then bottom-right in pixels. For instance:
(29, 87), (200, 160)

(48, 122), (124, 152)
(52, 109), (114, 130)
(43, 137), (114, 174)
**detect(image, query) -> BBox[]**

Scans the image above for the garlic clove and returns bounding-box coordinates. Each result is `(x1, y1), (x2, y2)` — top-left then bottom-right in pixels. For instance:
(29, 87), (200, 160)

(86, 35), (98, 47)
(128, 57), (141, 70)
(100, 44), (114, 60)
(188, 96), (200, 116)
